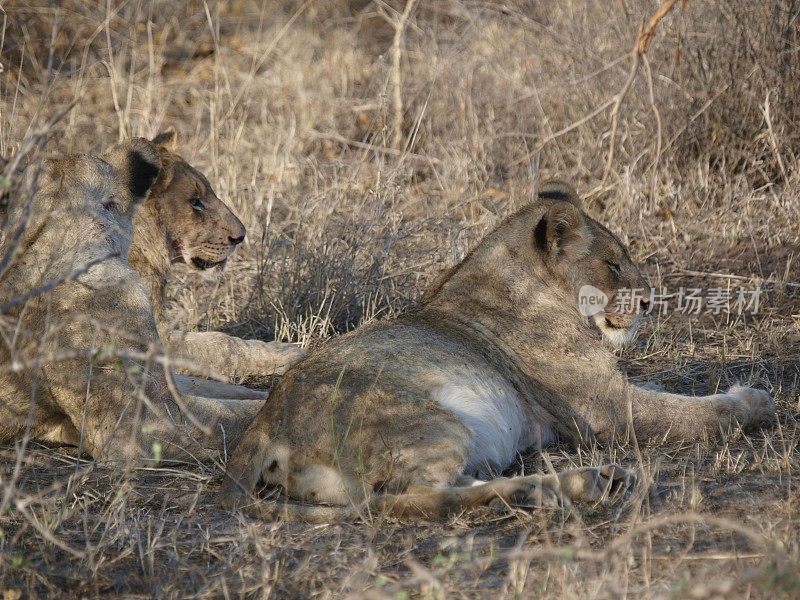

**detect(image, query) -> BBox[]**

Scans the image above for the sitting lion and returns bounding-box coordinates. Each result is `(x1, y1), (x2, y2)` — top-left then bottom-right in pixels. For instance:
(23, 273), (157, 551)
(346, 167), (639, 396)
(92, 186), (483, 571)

(220, 179), (775, 520)
(0, 139), (262, 462)
(128, 128), (306, 381)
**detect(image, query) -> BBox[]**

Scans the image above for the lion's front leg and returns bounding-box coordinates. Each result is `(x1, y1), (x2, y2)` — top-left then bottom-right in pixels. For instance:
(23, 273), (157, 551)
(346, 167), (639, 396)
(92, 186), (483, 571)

(171, 373), (268, 401)
(613, 383), (775, 442)
(165, 331), (307, 380)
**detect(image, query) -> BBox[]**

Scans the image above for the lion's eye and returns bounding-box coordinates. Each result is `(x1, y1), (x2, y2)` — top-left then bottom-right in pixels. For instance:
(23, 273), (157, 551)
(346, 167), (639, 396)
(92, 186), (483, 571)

(189, 197), (205, 211)
(606, 261), (621, 276)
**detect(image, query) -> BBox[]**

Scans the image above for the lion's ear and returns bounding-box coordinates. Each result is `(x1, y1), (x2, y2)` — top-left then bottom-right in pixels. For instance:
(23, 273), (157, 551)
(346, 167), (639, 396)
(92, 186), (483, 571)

(151, 127), (177, 151)
(538, 178), (582, 209)
(103, 138), (162, 203)
(125, 139), (162, 200)
(534, 202), (590, 262)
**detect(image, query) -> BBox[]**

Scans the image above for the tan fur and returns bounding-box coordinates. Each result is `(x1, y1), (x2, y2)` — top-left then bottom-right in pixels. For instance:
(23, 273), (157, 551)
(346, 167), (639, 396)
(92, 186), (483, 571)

(0, 141), (262, 463)
(220, 179), (775, 521)
(128, 129), (306, 379)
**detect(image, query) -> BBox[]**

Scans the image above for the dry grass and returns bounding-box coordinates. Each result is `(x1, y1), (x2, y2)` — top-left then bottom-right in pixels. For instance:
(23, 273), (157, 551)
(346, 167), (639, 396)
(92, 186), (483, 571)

(1, 0), (799, 597)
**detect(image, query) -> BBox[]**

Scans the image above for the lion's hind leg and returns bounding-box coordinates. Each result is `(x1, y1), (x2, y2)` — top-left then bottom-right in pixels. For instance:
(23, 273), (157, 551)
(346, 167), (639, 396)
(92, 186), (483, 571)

(372, 464), (634, 518)
(221, 459), (635, 521)
(370, 479), (561, 518)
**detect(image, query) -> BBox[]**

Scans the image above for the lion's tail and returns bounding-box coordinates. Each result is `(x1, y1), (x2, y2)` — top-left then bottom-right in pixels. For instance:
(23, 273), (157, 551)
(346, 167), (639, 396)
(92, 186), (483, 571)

(224, 482), (495, 524)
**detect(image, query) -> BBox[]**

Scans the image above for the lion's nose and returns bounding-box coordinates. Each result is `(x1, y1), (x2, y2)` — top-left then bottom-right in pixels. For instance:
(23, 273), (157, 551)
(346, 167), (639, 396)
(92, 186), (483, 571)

(229, 233), (245, 246)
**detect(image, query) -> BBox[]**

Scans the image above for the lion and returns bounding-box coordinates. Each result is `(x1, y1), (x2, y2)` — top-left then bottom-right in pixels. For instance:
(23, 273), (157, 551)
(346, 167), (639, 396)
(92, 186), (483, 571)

(128, 128), (306, 381)
(220, 179), (775, 520)
(0, 139), (262, 462)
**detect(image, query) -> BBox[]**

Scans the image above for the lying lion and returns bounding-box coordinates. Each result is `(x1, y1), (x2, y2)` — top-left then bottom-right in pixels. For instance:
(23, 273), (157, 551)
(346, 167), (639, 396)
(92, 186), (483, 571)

(0, 140), (262, 462)
(220, 180), (775, 520)
(128, 128), (306, 381)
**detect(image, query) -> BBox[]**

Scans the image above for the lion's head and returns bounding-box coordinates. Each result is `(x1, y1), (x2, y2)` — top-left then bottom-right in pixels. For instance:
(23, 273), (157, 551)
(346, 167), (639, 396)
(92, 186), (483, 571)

(7, 139), (161, 267)
(535, 179), (649, 347)
(0, 140), (162, 353)
(421, 178), (650, 350)
(145, 128), (246, 272)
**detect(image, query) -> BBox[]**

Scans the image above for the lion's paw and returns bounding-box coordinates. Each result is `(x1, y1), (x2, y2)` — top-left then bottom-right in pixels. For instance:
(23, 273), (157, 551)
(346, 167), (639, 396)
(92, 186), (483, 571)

(487, 476), (565, 513)
(725, 386), (775, 428)
(557, 464), (635, 503)
(258, 341), (308, 374)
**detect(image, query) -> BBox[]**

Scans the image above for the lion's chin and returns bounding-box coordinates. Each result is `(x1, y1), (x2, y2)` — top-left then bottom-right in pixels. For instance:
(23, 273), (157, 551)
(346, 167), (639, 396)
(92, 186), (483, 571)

(593, 313), (640, 349)
(190, 256), (228, 271)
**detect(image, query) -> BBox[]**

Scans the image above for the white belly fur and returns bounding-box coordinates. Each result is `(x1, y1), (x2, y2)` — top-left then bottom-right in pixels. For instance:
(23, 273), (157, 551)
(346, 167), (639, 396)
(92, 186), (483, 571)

(432, 368), (556, 479)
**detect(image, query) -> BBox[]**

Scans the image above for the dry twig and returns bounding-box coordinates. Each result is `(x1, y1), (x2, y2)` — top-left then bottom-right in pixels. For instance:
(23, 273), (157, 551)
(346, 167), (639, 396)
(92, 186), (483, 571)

(378, 0), (418, 150)
(603, 0), (683, 181)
